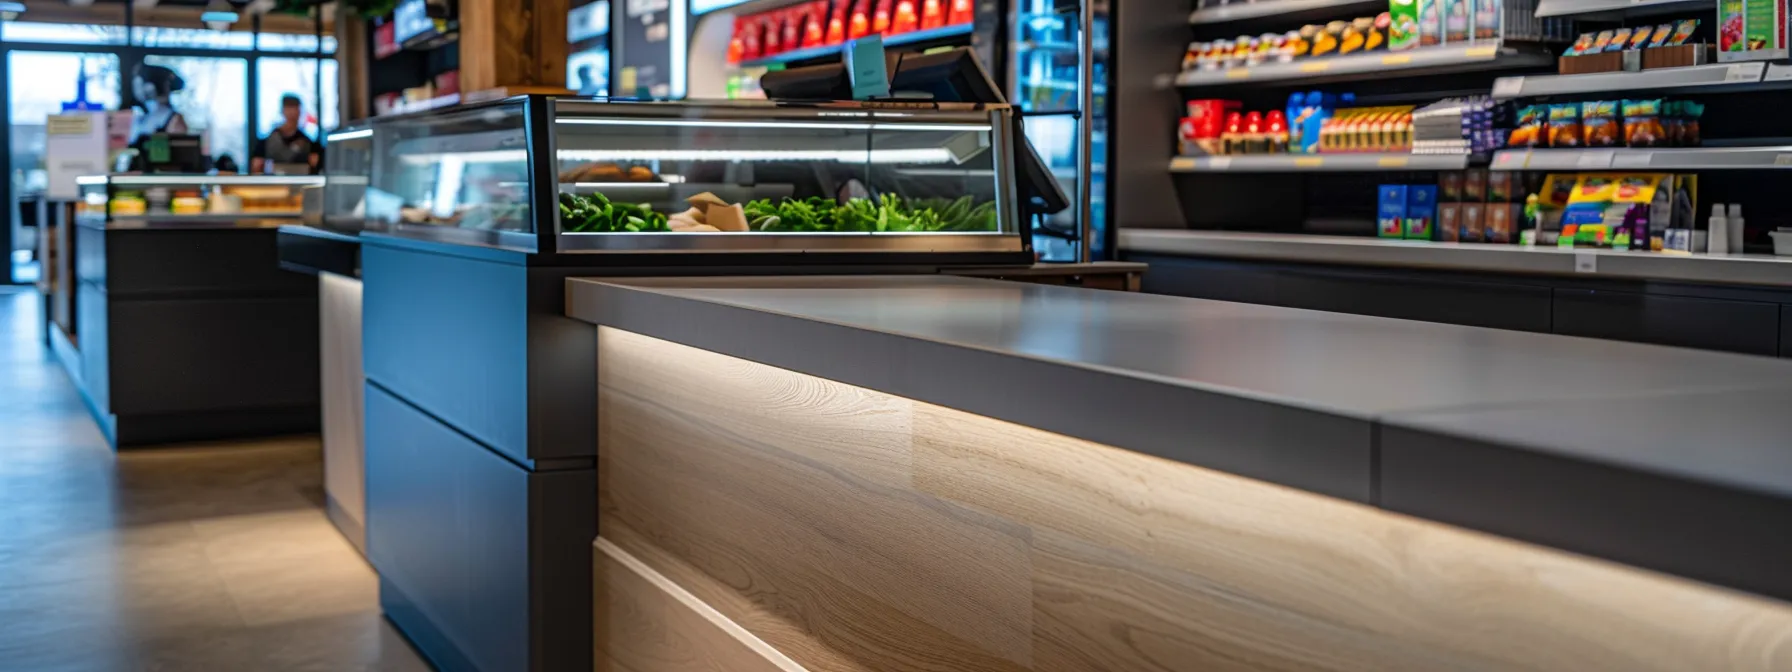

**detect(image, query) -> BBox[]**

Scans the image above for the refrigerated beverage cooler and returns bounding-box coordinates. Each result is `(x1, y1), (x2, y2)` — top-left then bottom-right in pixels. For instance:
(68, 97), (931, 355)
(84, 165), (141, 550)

(1010, 0), (1107, 262)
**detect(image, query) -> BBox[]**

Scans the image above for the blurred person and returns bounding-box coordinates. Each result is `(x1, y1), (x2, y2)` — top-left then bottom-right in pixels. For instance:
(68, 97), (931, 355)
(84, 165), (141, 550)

(251, 94), (323, 174)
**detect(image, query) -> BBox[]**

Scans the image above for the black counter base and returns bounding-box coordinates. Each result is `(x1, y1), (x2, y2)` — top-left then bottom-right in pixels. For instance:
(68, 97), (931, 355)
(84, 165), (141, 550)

(1129, 252), (1792, 358)
(108, 407), (319, 448)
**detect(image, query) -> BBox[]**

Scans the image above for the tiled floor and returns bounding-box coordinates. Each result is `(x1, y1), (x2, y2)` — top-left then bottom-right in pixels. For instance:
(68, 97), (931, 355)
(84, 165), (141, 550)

(0, 287), (431, 672)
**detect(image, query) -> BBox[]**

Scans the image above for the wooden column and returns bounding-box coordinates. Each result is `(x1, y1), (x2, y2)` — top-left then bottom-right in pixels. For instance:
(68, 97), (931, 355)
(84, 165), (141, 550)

(458, 0), (574, 97)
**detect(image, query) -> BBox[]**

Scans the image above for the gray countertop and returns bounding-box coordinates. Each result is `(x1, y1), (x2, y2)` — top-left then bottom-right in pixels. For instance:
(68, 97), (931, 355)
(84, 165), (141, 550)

(1121, 229), (1792, 287)
(565, 275), (1792, 602)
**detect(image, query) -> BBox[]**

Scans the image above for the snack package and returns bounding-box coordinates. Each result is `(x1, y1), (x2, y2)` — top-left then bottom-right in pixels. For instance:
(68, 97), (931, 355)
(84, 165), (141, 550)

(1314, 21), (1345, 56)
(1605, 28), (1633, 52)
(1462, 202), (1486, 242)
(1508, 105), (1545, 147)
(1668, 18), (1697, 46)
(1548, 103), (1583, 148)
(1439, 171), (1464, 201)
(1487, 171), (1513, 202)
(1589, 30), (1615, 52)
(1565, 32), (1596, 55)
(1234, 35), (1258, 67)
(1369, 12), (1389, 49)
(1250, 33), (1280, 65)
(1560, 173), (1670, 249)
(1622, 99), (1664, 147)
(1341, 19), (1369, 54)
(1407, 185), (1439, 240)
(1487, 203), (1517, 243)
(1419, 0), (1443, 46)
(1439, 203), (1463, 241)
(1627, 26), (1654, 49)
(1474, 0), (1499, 40)
(1379, 184), (1410, 238)
(1445, 0), (1469, 43)
(1389, 0), (1420, 50)
(1582, 100), (1620, 147)
(1679, 100), (1705, 146)
(1283, 30), (1307, 60)
(1183, 42), (1206, 71)
(1645, 23), (1674, 47)
(1464, 168), (1488, 202)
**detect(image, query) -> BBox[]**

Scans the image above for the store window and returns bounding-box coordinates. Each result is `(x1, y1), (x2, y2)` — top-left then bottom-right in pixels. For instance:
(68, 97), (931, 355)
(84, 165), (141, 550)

(257, 32), (340, 53)
(143, 56), (249, 171)
(0, 21), (128, 45)
(8, 52), (123, 198)
(256, 58), (340, 139)
(133, 26), (256, 49)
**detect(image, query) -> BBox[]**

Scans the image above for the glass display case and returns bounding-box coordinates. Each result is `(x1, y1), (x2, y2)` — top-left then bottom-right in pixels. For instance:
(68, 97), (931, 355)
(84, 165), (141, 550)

(319, 123), (374, 233)
(350, 96), (1029, 261)
(76, 174), (324, 227)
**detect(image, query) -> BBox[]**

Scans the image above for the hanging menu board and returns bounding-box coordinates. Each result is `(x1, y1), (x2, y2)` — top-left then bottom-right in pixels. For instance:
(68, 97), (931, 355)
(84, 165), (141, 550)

(617, 0), (675, 98)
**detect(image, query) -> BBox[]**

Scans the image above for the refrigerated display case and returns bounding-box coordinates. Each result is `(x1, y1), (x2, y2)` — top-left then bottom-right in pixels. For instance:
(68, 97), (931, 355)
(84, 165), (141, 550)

(354, 96), (1029, 263)
(1010, 0), (1108, 262)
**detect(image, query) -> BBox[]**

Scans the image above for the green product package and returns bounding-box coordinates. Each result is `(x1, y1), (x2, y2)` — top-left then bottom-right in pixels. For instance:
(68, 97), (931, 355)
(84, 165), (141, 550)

(1389, 0), (1421, 50)
(1719, 0), (1786, 60)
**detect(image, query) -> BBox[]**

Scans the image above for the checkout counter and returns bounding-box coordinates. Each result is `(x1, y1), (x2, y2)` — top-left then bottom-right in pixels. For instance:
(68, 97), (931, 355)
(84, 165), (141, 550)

(295, 95), (1792, 672)
(49, 174), (323, 447)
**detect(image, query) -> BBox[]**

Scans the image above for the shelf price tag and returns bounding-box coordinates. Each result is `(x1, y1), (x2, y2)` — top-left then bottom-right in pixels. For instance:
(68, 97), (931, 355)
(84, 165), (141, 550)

(1611, 151), (1651, 168)
(1775, 154), (1792, 166)
(1491, 77), (1522, 98)
(1226, 69), (1252, 80)
(1299, 62), (1331, 73)
(1575, 253), (1598, 274)
(1208, 157), (1233, 169)
(1463, 45), (1498, 58)
(1576, 149), (1614, 169)
(844, 34), (891, 100)
(1169, 157), (1197, 171)
(1294, 157), (1324, 168)
(1378, 156), (1409, 167)
(1725, 64), (1761, 82)
(1381, 54), (1414, 65)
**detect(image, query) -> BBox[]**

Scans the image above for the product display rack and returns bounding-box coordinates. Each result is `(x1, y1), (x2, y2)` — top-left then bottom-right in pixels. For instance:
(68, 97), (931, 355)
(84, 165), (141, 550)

(1491, 62), (1774, 98)
(1169, 152), (1473, 172)
(1532, 0), (1713, 19)
(1174, 43), (1557, 87)
(1491, 146), (1792, 170)
(1187, 0), (1390, 25)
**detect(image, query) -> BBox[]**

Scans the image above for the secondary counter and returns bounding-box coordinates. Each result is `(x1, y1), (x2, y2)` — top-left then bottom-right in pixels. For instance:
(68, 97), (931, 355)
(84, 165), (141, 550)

(1122, 229), (1792, 358)
(569, 275), (1792, 670)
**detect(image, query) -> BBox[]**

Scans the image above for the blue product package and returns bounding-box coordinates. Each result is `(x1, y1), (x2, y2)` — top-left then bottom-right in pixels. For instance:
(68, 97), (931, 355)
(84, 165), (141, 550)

(1379, 185), (1409, 238)
(1406, 184), (1439, 240)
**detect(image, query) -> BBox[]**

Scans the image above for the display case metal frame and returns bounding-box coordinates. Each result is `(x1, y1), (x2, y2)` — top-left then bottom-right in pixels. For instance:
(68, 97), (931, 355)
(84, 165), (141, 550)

(75, 173), (322, 229)
(356, 95), (1032, 264)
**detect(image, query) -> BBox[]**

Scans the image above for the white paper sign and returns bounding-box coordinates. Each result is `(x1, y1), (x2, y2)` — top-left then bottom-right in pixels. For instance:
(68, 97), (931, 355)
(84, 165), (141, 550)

(45, 112), (108, 201)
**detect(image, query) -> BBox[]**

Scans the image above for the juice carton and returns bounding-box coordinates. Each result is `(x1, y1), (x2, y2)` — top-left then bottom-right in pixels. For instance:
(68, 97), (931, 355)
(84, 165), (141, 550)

(1418, 0), (1444, 45)
(1474, 0), (1500, 39)
(1407, 184), (1439, 239)
(1379, 184), (1410, 238)
(1389, 0), (1421, 50)
(1444, 0), (1470, 42)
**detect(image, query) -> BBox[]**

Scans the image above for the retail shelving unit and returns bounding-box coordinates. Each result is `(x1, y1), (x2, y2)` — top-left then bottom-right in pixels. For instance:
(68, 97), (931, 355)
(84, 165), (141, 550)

(1174, 43), (1556, 87)
(1491, 146), (1792, 170)
(1186, 0), (1388, 25)
(1169, 152), (1473, 172)
(1491, 62), (1777, 98)
(1533, 0), (1713, 19)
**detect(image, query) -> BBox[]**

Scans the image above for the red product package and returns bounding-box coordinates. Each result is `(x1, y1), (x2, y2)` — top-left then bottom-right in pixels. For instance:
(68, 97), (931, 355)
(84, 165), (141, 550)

(727, 20), (745, 63)
(872, 0), (893, 33)
(947, 0), (972, 25)
(920, 0), (944, 30)
(825, 0), (848, 45)
(782, 7), (802, 50)
(891, 0), (918, 33)
(806, 1), (829, 47)
(848, 0), (872, 38)
(740, 15), (762, 59)
(760, 13), (782, 54)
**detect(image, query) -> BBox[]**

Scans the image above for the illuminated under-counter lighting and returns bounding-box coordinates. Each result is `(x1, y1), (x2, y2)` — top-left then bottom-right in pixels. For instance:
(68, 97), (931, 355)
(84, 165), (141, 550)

(326, 128), (373, 142)
(555, 118), (991, 132)
(413, 148), (956, 165)
(565, 182), (671, 189)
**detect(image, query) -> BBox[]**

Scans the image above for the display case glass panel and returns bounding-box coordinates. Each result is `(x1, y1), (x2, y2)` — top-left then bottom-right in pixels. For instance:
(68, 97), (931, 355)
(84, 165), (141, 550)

(365, 101), (534, 248)
(321, 124), (373, 232)
(76, 174), (323, 226)
(546, 99), (1020, 252)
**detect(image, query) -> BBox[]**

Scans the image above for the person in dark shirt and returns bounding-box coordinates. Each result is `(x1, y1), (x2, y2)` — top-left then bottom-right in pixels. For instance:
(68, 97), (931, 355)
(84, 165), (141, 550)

(251, 94), (322, 174)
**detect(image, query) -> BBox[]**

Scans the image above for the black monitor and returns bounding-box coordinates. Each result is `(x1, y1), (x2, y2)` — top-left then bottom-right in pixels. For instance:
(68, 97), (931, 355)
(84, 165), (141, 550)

(761, 48), (1066, 217)
(130, 133), (209, 174)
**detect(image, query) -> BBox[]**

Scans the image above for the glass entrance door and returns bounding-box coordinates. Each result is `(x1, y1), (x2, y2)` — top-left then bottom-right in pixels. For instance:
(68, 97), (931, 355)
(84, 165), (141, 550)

(8, 51), (123, 283)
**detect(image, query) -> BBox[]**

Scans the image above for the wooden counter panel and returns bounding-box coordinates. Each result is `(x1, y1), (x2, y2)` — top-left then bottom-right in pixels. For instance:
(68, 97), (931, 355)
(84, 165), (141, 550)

(595, 538), (796, 672)
(596, 327), (1792, 672)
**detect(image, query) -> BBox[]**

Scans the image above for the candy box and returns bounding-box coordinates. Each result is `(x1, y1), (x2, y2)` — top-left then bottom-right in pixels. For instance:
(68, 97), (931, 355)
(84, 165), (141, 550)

(1379, 184), (1410, 238)
(1407, 184), (1439, 240)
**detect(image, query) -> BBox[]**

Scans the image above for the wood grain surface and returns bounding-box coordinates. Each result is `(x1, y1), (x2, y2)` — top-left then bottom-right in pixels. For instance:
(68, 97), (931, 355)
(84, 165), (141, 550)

(595, 326), (1792, 671)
